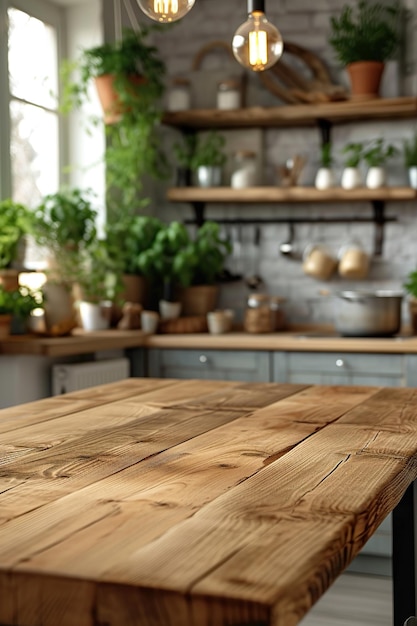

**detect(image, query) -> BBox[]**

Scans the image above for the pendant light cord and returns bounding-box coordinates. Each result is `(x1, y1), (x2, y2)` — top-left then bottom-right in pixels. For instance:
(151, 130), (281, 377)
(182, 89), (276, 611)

(114, 0), (142, 41)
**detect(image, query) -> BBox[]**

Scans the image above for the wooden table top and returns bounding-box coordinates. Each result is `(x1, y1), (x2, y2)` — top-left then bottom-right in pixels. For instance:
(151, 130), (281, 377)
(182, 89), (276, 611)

(1, 378), (417, 626)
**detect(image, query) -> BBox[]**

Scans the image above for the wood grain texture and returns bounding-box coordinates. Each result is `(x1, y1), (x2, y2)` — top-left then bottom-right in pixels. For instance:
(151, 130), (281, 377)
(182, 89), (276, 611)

(162, 96), (417, 130)
(167, 185), (417, 204)
(0, 379), (416, 626)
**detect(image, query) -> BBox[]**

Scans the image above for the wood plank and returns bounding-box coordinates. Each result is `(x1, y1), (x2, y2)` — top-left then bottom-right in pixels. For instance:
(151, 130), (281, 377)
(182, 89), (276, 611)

(0, 381), (416, 626)
(162, 96), (417, 129)
(167, 185), (417, 204)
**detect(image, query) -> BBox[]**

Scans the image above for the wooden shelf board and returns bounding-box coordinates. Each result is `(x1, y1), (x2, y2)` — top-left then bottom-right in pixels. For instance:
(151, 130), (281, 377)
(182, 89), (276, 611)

(167, 186), (417, 204)
(162, 97), (417, 130)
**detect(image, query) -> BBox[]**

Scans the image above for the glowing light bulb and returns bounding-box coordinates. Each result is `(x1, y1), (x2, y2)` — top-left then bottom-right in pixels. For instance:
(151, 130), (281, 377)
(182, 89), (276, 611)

(232, 0), (283, 72)
(137, 0), (195, 23)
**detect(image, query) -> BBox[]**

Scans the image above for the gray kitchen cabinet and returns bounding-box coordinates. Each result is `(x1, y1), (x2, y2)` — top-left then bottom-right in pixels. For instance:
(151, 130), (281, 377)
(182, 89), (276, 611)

(273, 351), (405, 387)
(147, 348), (271, 382)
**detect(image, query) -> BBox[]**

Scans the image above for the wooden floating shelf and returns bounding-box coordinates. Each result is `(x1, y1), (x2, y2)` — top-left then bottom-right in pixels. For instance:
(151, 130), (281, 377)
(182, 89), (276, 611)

(167, 186), (417, 204)
(162, 97), (417, 130)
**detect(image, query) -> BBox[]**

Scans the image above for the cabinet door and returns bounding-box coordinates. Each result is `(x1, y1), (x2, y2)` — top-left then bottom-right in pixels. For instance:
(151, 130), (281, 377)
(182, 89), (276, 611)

(147, 349), (271, 382)
(273, 351), (405, 387)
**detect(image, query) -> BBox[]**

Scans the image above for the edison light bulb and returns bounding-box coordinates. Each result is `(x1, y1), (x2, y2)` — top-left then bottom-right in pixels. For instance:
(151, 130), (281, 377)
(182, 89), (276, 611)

(232, 0), (283, 72)
(137, 0), (195, 23)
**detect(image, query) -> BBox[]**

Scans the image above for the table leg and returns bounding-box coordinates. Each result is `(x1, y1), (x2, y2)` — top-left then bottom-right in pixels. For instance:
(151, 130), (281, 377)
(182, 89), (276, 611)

(392, 481), (417, 626)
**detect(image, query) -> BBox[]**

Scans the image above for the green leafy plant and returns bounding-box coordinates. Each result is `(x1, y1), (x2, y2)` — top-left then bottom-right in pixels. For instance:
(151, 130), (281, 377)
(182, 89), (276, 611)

(404, 269), (417, 299)
(173, 134), (198, 169)
(60, 26), (166, 115)
(0, 286), (41, 318)
(60, 26), (170, 224)
(187, 222), (232, 285)
(363, 138), (398, 167)
(32, 188), (98, 282)
(72, 240), (122, 303)
(190, 132), (227, 169)
(0, 200), (31, 270)
(106, 214), (164, 275)
(342, 142), (364, 167)
(403, 133), (417, 168)
(329, 0), (401, 65)
(319, 142), (333, 168)
(136, 221), (231, 301)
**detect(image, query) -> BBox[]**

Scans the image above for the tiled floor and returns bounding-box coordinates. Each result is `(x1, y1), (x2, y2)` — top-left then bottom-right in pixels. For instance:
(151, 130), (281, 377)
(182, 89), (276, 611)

(300, 573), (392, 626)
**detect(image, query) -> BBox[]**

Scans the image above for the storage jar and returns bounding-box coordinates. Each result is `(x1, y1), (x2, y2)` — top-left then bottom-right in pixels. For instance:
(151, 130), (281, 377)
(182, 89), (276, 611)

(231, 150), (257, 189)
(167, 77), (191, 112)
(244, 293), (274, 333)
(217, 79), (241, 110)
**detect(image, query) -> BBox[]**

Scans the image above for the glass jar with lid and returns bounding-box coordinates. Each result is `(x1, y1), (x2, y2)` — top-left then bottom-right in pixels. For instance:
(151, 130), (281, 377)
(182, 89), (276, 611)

(216, 79), (241, 110)
(166, 77), (191, 112)
(244, 293), (274, 333)
(231, 150), (258, 189)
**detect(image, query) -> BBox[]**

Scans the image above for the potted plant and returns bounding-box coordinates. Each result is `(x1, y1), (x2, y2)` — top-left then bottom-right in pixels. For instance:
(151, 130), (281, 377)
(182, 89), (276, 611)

(328, 0), (401, 99)
(106, 213), (164, 316)
(404, 268), (417, 334)
(177, 221), (232, 316)
(31, 187), (98, 334)
(172, 133), (198, 187)
(60, 27), (170, 226)
(340, 142), (364, 189)
(0, 199), (31, 291)
(61, 26), (166, 124)
(0, 285), (41, 337)
(403, 132), (417, 189)
(190, 131), (228, 187)
(136, 221), (192, 319)
(363, 138), (398, 188)
(73, 240), (122, 331)
(314, 142), (336, 190)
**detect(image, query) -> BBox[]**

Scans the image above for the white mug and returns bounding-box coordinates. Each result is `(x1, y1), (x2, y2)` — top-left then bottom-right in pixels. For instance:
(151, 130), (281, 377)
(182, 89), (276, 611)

(141, 310), (159, 334)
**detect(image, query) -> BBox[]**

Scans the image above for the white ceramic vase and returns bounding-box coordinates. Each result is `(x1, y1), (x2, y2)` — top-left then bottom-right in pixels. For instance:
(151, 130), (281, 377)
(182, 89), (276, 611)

(408, 166), (417, 189)
(366, 166), (386, 189)
(159, 299), (182, 320)
(78, 301), (112, 331)
(315, 167), (336, 190)
(341, 167), (363, 190)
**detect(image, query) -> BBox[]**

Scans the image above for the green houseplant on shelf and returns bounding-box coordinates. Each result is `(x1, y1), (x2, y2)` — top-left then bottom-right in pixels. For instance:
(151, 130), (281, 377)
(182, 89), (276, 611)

(328, 0), (401, 99)
(363, 138), (398, 188)
(0, 285), (41, 337)
(403, 132), (417, 189)
(189, 131), (228, 187)
(314, 142), (336, 190)
(340, 142), (364, 189)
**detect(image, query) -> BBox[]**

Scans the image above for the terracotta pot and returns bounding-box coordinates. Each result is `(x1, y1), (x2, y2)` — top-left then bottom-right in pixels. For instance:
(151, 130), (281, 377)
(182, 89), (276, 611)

(0, 269), (19, 292)
(112, 274), (148, 326)
(178, 284), (219, 316)
(347, 61), (385, 100)
(0, 314), (12, 338)
(409, 298), (417, 334)
(94, 74), (145, 124)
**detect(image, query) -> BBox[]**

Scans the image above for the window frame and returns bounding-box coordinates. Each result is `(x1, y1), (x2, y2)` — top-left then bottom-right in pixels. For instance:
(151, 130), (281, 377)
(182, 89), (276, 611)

(0, 0), (67, 201)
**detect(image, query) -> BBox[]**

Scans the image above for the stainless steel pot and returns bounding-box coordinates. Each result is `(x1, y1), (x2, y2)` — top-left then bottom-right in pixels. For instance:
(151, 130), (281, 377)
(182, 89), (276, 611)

(333, 290), (403, 337)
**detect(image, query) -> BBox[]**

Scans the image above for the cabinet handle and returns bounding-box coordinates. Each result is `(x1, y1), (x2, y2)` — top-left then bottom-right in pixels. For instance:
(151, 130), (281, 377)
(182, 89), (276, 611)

(199, 355), (208, 364)
(335, 359), (344, 368)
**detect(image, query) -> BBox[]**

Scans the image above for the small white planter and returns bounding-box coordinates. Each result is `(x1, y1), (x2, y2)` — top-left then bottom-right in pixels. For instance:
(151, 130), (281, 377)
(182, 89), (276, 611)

(408, 166), (417, 189)
(79, 301), (112, 331)
(159, 299), (182, 320)
(315, 167), (336, 190)
(366, 166), (386, 189)
(341, 167), (363, 190)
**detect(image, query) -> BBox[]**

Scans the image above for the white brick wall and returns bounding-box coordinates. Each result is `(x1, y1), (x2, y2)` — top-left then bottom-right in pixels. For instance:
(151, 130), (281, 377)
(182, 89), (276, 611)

(126, 0), (417, 326)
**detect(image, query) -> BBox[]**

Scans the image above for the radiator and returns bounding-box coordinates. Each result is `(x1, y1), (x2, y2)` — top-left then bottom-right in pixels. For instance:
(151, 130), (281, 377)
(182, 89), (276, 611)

(52, 358), (130, 395)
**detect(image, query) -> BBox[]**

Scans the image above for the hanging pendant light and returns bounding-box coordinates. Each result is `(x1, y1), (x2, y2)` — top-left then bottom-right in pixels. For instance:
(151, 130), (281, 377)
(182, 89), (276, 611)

(136, 0), (195, 23)
(232, 0), (283, 72)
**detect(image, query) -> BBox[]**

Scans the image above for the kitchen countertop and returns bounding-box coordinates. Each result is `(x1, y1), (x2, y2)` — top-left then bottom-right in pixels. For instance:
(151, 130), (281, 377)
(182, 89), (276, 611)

(2, 327), (417, 356)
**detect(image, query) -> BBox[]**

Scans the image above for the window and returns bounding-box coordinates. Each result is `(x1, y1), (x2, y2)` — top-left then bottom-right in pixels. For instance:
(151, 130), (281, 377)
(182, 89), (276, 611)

(0, 0), (64, 206)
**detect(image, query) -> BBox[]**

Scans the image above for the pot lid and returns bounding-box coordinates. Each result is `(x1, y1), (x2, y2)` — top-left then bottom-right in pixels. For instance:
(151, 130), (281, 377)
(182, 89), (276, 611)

(337, 289), (403, 300)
